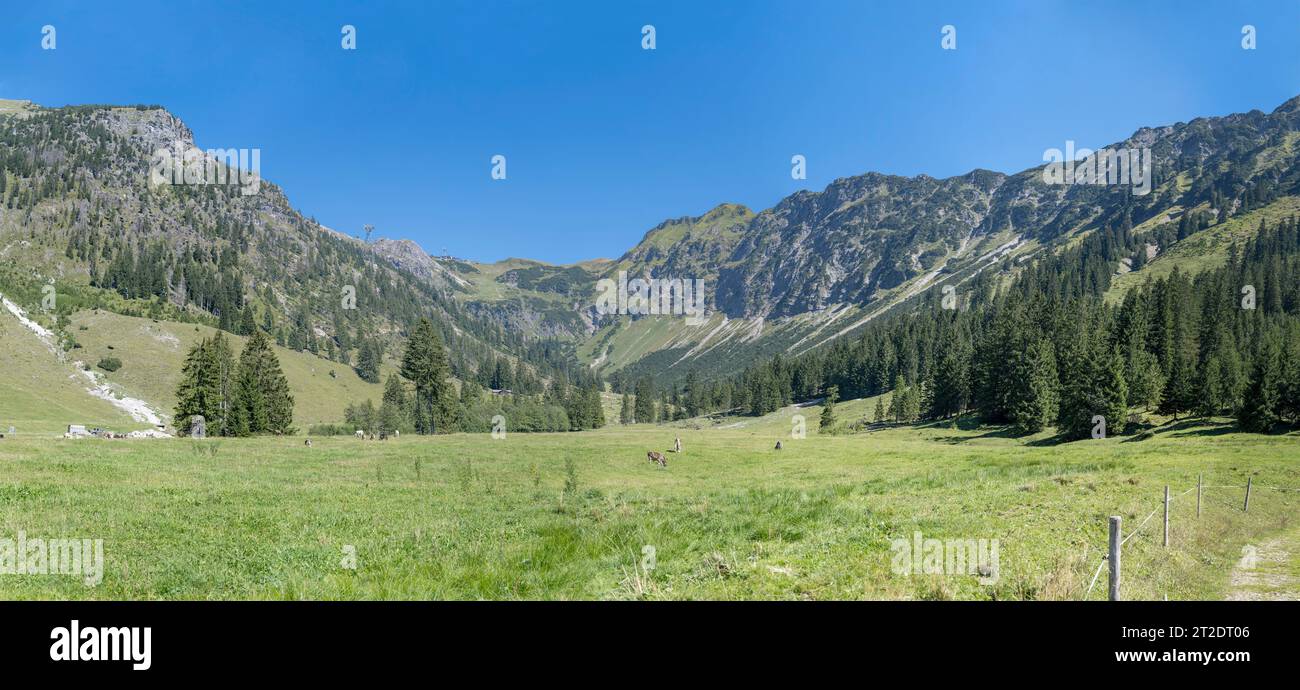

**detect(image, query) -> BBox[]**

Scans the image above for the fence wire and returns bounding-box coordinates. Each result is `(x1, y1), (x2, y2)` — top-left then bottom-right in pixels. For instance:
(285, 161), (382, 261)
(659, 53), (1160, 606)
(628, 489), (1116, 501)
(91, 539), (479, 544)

(1079, 477), (1298, 600)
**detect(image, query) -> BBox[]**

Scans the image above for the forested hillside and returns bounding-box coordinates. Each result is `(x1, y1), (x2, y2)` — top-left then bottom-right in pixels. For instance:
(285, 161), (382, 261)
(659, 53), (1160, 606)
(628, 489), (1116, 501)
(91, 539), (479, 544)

(688, 212), (1300, 436)
(0, 103), (590, 397)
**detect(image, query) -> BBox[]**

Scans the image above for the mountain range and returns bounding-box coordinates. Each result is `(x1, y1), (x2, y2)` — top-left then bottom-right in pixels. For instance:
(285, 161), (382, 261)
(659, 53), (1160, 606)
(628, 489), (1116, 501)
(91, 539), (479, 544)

(3, 93), (1299, 417)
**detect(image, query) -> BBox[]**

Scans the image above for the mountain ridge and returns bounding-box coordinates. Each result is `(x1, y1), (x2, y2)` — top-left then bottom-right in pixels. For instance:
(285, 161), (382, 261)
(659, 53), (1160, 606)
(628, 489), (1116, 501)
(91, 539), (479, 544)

(5, 93), (1299, 391)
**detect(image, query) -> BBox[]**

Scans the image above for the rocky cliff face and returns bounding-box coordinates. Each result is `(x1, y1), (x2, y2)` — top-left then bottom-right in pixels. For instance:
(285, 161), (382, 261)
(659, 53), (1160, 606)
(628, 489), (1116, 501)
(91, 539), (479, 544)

(714, 170), (1005, 318)
(700, 96), (1300, 320)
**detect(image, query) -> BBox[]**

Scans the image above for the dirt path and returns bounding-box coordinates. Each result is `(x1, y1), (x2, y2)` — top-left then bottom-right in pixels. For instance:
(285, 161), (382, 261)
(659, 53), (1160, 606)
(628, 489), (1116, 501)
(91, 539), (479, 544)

(1226, 527), (1300, 601)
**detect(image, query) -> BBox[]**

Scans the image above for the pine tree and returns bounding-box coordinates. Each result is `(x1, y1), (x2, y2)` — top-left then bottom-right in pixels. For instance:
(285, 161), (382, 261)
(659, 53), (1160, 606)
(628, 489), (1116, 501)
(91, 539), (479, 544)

(633, 377), (655, 423)
(400, 318), (456, 434)
(819, 385), (838, 432)
(930, 338), (971, 419)
(232, 329), (295, 435)
(619, 392), (634, 424)
(379, 373), (409, 434)
(889, 375), (908, 423)
(1009, 339), (1059, 434)
(355, 339), (381, 384)
(1238, 337), (1282, 432)
(873, 396), (886, 424)
(174, 338), (217, 436)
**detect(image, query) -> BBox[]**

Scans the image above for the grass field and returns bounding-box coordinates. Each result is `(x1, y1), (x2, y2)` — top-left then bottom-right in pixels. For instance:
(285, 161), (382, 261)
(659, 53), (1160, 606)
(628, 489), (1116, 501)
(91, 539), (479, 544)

(1, 397), (1295, 601)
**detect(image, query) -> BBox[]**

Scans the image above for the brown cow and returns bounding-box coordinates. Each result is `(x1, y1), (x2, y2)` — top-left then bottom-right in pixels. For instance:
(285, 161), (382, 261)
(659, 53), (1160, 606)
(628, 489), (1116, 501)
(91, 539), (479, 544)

(647, 451), (667, 468)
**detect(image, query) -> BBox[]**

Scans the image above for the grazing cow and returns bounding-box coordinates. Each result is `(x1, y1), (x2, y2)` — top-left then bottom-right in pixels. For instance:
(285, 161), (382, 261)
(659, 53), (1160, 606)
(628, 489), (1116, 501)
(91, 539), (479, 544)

(305, 438), (313, 447)
(355, 429), (364, 439)
(673, 437), (682, 453)
(774, 440), (783, 450)
(647, 451), (667, 468)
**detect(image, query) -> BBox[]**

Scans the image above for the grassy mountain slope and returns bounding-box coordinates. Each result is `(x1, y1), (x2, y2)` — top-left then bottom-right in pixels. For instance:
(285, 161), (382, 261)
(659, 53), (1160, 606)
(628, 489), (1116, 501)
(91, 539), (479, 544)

(67, 309), (389, 430)
(0, 301), (142, 434)
(0, 102), (576, 395)
(1107, 195), (1300, 303)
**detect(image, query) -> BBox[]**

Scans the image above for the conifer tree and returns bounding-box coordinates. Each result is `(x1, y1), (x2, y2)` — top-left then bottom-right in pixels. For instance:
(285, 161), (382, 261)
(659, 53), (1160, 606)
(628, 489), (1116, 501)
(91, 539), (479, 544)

(379, 373), (410, 434)
(619, 391), (634, 424)
(633, 376), (655, 423)
(930, 339), (971, 419)
(1008, 339), (1058, 434)
(889, 375), (908, 422)
(232, 329), (295, 435)
(174, 337), (218, 436)
(401, 318), (456, 434)
(1238, 338), (1282, 432)
(819, 385), (838, 431)
(355, 339), (382, 384)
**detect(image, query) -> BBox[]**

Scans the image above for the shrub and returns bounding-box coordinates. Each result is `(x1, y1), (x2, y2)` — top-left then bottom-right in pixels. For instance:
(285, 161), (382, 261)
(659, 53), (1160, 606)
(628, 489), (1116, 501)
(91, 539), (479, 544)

(308, 423), (354, 437)
(96, 356), (123, 372)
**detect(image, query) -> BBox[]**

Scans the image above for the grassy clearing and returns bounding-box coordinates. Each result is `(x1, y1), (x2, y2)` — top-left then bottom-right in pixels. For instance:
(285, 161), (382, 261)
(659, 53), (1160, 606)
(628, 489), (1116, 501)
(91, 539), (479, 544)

(0, 404), (1294, 600)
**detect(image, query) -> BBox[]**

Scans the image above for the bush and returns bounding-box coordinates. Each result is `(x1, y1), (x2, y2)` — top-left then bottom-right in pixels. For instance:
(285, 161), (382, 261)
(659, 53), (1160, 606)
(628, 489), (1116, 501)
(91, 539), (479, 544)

(96, 356), (122, 372)
(308, 423), (354, 437)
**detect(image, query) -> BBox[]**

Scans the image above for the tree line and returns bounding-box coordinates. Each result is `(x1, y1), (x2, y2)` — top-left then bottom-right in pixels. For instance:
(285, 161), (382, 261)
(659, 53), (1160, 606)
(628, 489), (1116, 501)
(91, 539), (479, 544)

(340, 317), (607, 435)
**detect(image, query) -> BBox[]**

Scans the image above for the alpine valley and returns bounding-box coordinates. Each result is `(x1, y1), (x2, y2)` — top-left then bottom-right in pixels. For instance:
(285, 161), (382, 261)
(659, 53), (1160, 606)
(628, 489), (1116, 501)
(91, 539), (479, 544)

(2, 93), (1300, 430)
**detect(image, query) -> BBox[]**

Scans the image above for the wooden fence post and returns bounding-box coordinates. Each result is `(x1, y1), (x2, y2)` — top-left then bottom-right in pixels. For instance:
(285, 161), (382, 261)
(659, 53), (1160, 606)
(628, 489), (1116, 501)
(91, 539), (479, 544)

(1163, 485), (1170, 547)
(1197, 473), (1202, 518)
(1244, 477), (1252, 512)
(1108, 516), (1122, 601)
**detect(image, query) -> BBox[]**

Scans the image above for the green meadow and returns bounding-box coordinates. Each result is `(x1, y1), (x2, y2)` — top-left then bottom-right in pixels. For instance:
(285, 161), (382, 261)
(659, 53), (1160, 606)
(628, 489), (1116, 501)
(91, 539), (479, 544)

(1, 397), (1296, 600)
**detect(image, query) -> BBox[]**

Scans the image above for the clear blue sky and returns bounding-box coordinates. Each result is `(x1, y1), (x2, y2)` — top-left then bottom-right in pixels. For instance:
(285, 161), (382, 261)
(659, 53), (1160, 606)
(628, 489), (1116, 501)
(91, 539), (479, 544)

(4, 1), (1300, 263)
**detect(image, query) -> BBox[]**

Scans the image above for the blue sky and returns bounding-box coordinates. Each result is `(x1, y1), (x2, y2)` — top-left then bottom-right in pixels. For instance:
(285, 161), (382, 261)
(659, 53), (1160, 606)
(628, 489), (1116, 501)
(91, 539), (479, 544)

(4, 1), (1300, 263)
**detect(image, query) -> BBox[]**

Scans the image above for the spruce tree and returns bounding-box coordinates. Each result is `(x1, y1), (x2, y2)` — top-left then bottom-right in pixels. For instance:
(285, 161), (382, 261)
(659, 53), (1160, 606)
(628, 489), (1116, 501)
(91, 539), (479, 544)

(819, 385), (838, 431)
(174, 338), (216, 435)
(619, 392), (634, 424)
(1009, 339), (1058, 434)
(1278, 327), (1300, 424)
(1125, 346), (1164, 412)
(633, 377), (655, 423)
(379, 373), (409, 434)
(210, 332), (238, 436)
(930, 339), (971, 419)
(400, 318), (456, 434)
(889, 375), (908, 422)
(1238, 338), (1282, 432)
(233, 329), (295, 434)
(355, 339), (381, 384)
